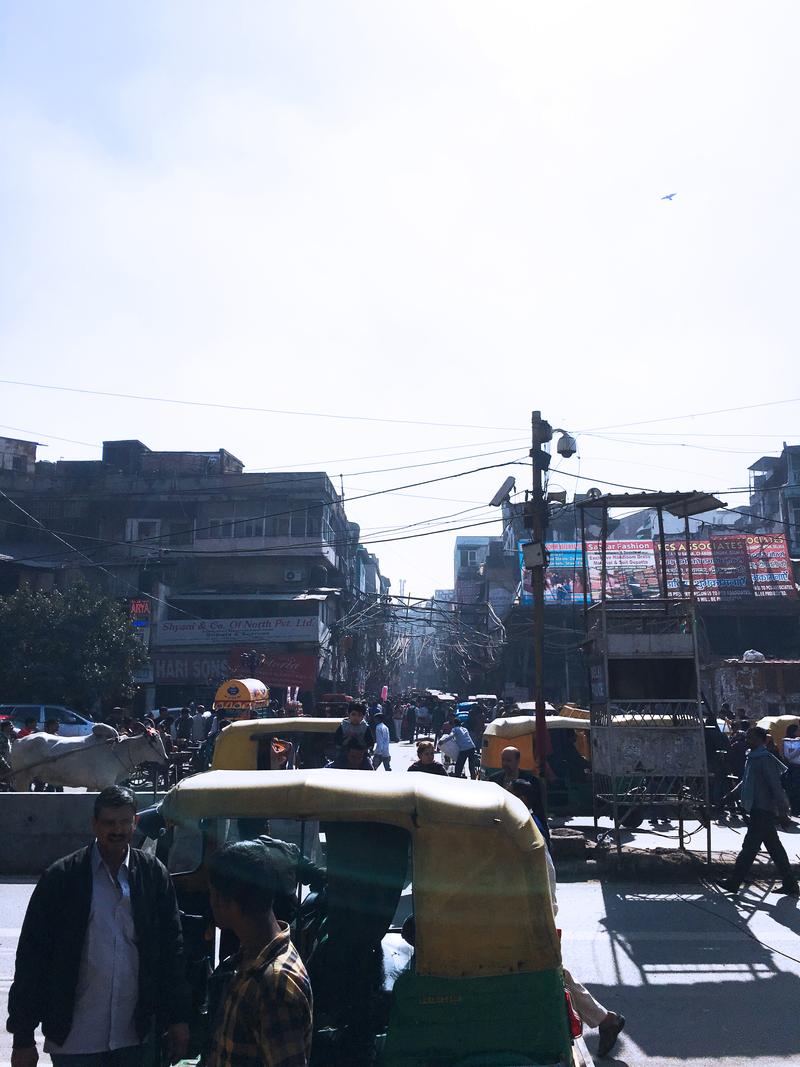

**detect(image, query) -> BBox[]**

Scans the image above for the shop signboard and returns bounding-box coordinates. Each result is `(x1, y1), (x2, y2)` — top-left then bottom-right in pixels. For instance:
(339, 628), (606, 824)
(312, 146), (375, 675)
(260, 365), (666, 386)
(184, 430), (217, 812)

(154, 615), (321, 645)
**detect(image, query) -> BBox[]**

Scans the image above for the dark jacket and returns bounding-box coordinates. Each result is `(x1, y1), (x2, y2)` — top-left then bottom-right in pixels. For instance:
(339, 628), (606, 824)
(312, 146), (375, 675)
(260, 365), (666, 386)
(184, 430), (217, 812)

(741, 745), (790, 817)
(7, 845), (190, 1048)
(408, 759), (448, 775)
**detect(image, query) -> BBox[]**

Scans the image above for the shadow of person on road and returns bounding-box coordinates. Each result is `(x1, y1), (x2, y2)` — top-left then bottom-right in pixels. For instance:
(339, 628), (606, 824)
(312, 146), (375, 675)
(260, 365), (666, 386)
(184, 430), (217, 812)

(749, 893), (800, 939)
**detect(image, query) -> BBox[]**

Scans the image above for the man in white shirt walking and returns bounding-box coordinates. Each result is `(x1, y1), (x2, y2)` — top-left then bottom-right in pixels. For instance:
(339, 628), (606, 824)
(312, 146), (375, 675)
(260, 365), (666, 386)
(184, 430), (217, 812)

(190, 705), (210, 744)
(372, 713), (392, 771)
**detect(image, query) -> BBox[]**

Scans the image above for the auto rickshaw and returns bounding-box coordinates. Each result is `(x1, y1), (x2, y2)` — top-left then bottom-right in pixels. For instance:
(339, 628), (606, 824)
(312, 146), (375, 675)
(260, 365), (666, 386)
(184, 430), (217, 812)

(212, 677), (270, 720)
(158, 770), (593, 1066)
(756, 713), (800, 754)
(212, 716), (340, 771)
(316, 692), (354, 717)
(481, 715), (593, 815)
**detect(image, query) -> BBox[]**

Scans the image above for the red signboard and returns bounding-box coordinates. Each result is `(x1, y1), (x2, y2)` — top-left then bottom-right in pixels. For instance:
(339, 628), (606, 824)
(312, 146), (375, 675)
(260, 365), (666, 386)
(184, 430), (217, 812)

(746, 533), (795, 597)
(151, 649), (319, 690)
(664, 533), (796, 601)
(229, 648), (319, 690)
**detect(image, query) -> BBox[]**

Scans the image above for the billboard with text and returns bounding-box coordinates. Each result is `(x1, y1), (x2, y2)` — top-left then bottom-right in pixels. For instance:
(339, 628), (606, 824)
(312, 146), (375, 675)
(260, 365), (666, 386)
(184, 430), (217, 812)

(520, 533), (796, 604)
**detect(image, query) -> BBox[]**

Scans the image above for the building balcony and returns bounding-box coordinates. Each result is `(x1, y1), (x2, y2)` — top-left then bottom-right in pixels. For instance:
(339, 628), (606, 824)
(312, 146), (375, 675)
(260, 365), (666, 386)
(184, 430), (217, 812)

(113, 535), (339, 567)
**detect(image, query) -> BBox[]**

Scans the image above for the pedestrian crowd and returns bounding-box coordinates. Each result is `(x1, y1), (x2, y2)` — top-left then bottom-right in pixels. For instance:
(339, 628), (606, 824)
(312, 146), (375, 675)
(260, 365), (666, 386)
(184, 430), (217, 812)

(6, 692), (800, 1065)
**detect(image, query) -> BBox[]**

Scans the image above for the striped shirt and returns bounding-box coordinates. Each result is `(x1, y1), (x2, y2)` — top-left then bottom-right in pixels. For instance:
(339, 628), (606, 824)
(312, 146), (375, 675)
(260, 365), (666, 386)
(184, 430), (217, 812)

(206, 923), (312, 1067)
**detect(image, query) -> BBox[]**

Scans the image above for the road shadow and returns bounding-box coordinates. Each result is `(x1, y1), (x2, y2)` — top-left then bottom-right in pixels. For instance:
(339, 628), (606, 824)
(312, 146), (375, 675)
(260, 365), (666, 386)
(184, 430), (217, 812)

(593, 884), (800, 1060)
(747, 892), (800, 938)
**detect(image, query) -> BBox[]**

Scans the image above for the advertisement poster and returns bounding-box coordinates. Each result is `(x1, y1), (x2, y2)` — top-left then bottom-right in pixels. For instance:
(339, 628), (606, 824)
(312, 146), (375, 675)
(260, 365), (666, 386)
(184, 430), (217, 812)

(586, 540), (660, 601)
(521, 533), (796, 604)
(662, 539), (718, 599)
(745, 533), (795, 598)
(521, 541), (658, 604)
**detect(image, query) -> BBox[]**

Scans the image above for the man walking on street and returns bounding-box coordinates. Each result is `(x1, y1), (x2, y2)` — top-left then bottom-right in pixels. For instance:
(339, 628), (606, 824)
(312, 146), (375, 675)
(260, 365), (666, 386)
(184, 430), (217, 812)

(372, 712), (392, 770)
(7, 785), (190, 1067)
(205, 841), (313, 1067)
(451, 719), (479, 779)
(721, 726), (799, 896)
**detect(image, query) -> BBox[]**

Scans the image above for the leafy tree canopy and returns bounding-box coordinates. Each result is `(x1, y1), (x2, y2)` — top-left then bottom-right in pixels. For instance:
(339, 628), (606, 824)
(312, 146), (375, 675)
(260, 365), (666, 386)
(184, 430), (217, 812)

(0, 583), (147, 711)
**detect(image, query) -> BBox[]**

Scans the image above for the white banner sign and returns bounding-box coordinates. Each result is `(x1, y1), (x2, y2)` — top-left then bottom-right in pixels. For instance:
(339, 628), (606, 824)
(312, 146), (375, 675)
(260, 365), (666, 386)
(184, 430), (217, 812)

(155, 616), (321, 645)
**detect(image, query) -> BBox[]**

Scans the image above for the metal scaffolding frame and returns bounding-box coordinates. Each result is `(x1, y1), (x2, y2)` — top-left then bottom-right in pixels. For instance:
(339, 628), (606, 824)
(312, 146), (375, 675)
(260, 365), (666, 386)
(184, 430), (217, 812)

(579, 491), (726, 862)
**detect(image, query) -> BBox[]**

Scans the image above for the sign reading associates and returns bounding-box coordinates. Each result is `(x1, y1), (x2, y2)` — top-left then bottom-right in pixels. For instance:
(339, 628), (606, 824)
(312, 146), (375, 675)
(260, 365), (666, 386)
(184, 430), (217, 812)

(155, 616), (322, 645)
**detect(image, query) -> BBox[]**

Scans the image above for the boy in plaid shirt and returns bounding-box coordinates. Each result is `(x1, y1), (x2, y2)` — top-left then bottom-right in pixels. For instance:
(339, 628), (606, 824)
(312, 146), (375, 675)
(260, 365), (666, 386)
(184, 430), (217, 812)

(205, 841), (312, 1067)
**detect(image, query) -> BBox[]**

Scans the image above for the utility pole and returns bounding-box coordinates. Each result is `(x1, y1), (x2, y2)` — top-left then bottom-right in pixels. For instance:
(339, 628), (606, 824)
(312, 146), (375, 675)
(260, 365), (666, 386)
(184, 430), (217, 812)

(529, 411), (551, 797)
(523, 413), (578, 807)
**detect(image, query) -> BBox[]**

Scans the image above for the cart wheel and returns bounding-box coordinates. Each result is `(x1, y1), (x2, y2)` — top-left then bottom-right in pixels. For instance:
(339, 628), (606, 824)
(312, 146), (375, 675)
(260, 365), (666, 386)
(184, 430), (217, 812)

(620, 806), (644, 829)
(125, 765), (151, 790)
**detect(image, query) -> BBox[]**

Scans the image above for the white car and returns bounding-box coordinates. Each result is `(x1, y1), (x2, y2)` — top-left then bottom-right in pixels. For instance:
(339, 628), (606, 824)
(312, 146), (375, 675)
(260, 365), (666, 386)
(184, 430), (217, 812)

(0, 703), (95, 737)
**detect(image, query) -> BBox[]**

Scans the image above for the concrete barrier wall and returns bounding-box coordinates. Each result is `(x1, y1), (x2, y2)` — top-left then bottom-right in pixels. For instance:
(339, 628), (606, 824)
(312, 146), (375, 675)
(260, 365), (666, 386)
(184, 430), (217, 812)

(0, 793), (165, 875)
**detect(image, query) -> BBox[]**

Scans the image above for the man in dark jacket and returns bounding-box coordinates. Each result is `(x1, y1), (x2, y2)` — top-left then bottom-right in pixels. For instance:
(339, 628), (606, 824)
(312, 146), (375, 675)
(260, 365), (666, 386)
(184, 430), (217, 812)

(721, 727), (799, 896)
(7, 785), (190, 1066)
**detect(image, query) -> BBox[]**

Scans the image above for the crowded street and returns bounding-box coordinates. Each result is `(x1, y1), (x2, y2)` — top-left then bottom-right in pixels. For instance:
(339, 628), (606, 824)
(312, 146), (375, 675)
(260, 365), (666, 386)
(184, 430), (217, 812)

(3, 5), (800, 1064)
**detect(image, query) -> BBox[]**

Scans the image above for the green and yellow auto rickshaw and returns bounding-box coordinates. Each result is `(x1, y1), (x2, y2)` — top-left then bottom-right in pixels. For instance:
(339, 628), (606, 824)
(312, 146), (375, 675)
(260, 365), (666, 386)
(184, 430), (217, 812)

(481, 714), (593, 816)
(159, 770), (593, 1066)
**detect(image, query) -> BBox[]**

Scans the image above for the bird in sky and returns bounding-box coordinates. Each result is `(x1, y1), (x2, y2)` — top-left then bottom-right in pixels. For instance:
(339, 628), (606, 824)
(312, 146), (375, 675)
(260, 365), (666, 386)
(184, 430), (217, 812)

(661, 193), (677, 200)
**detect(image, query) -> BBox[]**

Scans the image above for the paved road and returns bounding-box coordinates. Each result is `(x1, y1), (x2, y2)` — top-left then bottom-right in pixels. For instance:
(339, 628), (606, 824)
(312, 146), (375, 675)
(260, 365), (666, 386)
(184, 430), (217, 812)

(2, 875), (799, 1066)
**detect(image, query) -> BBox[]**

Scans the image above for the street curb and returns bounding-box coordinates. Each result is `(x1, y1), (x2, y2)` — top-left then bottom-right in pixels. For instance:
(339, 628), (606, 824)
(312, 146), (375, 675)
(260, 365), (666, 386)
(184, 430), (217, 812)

(555, 845), (800, 884)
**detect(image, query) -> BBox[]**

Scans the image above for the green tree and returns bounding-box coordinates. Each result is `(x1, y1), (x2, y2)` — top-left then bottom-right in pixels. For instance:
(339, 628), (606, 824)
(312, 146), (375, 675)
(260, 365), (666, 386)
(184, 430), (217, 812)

(0, 583), (148, 711)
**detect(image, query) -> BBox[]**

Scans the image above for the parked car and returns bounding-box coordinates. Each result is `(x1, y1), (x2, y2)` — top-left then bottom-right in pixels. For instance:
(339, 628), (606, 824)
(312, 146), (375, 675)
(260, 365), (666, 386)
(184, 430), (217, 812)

(0, 703), (94, 737)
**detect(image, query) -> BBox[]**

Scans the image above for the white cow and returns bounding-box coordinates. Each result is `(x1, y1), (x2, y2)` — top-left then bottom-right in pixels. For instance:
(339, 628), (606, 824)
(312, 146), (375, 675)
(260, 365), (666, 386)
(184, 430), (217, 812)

(10, 724), (168, 792)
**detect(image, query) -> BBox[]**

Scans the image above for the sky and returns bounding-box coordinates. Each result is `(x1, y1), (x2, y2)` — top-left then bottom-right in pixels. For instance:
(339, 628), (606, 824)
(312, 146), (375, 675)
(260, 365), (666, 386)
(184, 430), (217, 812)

(1, 1), (799, 597)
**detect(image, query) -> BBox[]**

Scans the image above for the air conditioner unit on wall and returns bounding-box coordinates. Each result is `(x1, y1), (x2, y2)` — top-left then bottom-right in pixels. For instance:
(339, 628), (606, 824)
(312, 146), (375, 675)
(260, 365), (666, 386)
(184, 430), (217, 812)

(284, 568), (307, 583)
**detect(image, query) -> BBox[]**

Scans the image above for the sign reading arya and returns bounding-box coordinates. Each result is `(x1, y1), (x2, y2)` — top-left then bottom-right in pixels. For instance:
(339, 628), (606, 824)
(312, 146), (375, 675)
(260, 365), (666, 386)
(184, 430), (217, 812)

(155, 616), (321, 645)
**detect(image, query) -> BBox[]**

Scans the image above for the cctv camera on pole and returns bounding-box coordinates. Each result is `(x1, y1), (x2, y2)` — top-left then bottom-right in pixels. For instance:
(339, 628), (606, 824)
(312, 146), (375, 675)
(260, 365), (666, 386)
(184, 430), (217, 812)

(489, 476), (516, 508)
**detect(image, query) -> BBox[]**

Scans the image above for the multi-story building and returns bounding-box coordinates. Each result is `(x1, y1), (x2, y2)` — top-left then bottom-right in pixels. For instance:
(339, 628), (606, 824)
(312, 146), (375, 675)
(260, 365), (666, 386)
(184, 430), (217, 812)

(749, 443), (800, 556)
(0, 438), (388, 710)
(454, 535), (503, 604)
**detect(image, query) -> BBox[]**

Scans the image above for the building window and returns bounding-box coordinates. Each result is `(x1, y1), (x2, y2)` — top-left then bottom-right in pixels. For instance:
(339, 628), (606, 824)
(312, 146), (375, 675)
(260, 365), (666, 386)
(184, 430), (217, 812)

(234, 517), (266, 538)
(168, 521), (194, 547)
(125, 519), (162, 542)
(290, 508), (308, 538)
(265, 501), (290, 537)
(467, 549), (479, 565)
(208, 518), (234, 539)
(12, 455), (27, 472)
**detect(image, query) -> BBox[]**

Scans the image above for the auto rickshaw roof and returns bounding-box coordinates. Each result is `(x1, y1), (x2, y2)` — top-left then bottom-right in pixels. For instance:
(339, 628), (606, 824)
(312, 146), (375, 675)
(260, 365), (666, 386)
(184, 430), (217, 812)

(484, 715), (592, 739)
(233, 717), (338, 734)
(511, 701), (558, 714)
(756, 714), (800, 737)
(213, 677), (269, 706)
(211, 717), (338, 771)
(160, 769), (560, 979)
(162, 767), (534, 833)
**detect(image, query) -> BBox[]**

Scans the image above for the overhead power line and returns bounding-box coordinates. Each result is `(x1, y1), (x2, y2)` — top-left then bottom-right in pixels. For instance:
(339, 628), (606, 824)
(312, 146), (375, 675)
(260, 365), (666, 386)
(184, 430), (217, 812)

(580, 396), (800, 433)
(0, 379), (528, 432)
